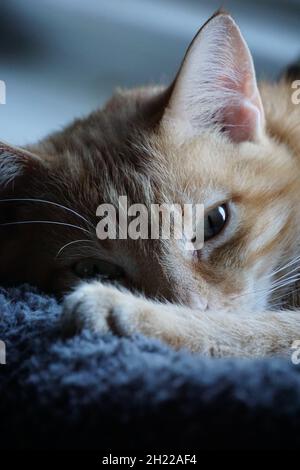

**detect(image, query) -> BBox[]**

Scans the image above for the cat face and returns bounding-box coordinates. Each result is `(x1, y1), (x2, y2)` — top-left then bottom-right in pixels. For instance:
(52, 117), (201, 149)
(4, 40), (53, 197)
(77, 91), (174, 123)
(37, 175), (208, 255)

(157, 132), (298, 312)
(0, 12), (298, 312)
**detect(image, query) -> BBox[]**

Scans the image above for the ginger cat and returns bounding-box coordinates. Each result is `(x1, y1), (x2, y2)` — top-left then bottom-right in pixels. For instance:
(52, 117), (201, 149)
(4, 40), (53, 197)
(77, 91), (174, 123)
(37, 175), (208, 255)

(1, 12), (300, 356)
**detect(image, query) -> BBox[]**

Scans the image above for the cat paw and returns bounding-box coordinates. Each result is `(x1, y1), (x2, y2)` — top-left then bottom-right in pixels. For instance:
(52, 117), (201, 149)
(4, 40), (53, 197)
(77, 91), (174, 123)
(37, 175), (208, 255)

(61, 281), (142, 336)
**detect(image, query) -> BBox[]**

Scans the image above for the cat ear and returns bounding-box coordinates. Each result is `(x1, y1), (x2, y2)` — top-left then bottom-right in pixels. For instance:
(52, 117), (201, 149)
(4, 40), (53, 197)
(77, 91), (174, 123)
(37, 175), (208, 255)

(0, 141), (42, 190)
(162, 11), (265, 143)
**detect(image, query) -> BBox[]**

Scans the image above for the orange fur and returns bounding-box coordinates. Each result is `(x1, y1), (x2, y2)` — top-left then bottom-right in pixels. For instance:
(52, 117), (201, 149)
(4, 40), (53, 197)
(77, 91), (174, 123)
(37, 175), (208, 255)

(1, 12), (300, 356)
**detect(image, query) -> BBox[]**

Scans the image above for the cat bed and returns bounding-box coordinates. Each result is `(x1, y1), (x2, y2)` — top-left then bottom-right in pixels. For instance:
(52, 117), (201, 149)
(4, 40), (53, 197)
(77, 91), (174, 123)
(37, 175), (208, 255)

(1, 286), (300, 450)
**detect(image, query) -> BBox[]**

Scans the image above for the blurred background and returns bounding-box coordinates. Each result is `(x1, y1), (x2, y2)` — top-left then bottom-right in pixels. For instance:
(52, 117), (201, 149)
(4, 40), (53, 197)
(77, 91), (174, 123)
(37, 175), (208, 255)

(0, 0), (299, 145)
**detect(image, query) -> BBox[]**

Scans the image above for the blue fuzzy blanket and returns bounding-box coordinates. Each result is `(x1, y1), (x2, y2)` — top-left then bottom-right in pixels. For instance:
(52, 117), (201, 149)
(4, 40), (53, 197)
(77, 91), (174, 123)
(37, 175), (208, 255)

(1, 286), (300, 450)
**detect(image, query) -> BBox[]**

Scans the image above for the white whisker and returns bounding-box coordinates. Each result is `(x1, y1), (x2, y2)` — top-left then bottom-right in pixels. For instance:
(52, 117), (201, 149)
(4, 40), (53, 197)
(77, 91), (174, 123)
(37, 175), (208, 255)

(0, 220), (90, 234)
(0, 198), (94, 230)
(270, 287), (300, 305)
(234, 255), (300, 305)
(56, 239), (92, 258)
(232, 274), (300, 303)
(268, 254), (300, 279)
(271, 273), (300, 289)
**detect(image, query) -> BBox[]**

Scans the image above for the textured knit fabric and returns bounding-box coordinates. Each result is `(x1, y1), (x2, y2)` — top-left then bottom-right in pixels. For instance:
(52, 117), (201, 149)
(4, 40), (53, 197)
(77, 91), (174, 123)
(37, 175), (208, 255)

(1, 286), (300, 450)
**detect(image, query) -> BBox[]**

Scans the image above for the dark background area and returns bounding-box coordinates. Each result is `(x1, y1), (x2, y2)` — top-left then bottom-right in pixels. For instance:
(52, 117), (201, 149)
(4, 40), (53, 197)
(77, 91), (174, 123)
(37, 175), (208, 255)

(0, 0), (299, 145)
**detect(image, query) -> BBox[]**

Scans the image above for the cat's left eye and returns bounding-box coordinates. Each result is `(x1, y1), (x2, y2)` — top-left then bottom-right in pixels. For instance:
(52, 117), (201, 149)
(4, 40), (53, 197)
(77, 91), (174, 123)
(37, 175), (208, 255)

(73, 259), (124, 281)
(204, 203), (229, 242)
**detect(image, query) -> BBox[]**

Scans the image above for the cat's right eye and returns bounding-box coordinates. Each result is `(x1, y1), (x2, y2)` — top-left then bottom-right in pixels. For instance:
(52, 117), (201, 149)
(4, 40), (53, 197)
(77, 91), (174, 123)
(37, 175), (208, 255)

(73, 259), (124, 281)
(204, 203), (229, 242)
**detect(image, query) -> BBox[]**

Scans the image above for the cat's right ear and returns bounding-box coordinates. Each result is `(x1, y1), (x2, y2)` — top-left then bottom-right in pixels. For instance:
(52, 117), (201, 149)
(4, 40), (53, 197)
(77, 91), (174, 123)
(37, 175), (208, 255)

(0, 141), (43, 191)
(161, 11), (265, 144)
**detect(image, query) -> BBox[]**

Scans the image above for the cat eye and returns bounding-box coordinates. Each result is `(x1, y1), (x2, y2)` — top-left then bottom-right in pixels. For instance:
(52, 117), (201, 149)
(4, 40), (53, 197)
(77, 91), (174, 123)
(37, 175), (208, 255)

(73, 259), (124, 281)
(204, 203), (229, 242)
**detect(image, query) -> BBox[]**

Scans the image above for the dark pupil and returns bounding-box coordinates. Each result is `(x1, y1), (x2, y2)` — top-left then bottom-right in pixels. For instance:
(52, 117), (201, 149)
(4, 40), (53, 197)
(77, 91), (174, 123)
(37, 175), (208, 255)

(204, 204), (227, 242)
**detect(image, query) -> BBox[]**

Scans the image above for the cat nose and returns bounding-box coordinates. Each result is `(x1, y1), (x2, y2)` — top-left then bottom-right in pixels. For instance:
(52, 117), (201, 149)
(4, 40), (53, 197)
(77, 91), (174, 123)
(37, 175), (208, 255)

(187, 293), (208, 311)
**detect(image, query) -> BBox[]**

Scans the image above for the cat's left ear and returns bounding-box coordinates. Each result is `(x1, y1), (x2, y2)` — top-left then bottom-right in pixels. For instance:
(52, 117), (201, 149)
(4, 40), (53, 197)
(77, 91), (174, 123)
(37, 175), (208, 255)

(0, 141), (43, 191)
(162, 12), (265, 143)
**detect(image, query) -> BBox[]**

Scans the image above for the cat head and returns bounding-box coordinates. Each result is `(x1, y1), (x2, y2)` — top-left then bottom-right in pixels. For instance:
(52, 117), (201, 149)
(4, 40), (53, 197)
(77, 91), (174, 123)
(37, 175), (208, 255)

(0, 12), (298, 311)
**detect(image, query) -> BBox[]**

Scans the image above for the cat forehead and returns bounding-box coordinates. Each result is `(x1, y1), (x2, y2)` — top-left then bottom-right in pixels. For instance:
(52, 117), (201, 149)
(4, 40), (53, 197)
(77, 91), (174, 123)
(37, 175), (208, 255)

(166, 134), (259, 164)
(46, 113), (292, 210)
(158, 133), (257, 186)
(156, 134), (296, 203)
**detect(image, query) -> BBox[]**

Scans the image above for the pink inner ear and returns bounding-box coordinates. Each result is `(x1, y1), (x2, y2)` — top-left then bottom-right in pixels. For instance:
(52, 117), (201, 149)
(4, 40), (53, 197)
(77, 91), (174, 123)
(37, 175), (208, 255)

(218, 62), (264, 143)
(162, 13), (265, 143)
(221, 96), (263, 143)
(217, 19), (265, 143)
